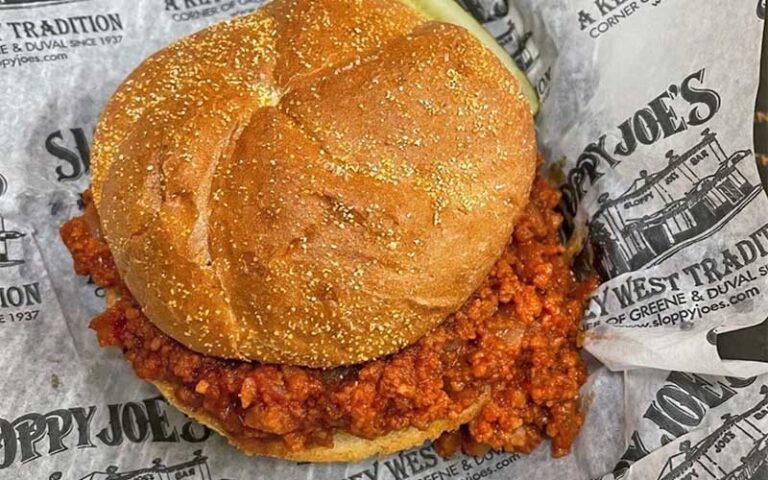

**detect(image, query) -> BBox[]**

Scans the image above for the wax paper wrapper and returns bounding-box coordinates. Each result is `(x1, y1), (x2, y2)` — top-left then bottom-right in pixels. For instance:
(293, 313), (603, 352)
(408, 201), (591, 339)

(0, 0), (766, 479)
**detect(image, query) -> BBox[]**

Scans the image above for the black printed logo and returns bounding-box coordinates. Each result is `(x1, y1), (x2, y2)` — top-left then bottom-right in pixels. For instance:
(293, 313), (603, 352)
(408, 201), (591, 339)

(590, 129), (758, 279)
(758, 0), (766, 20)
(560, 68), (722, 242)
(576, 0), (648, 39)
(0, 173), (25, 269)
(163, 0), (265, 22)
(0, 396), (211, 470)
(0, 0), (89, 10)
(656, 385), (768, 480)
(614, 374), (758, 474)
(457, 0), (509, 23)
(457, 0), (541, 75)
(45, 127), (90, 182)
(48, 450), (230, 480)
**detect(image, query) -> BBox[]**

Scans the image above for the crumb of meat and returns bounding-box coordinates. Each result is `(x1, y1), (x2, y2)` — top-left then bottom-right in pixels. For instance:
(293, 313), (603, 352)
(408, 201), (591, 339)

(60, 191), (119, 288)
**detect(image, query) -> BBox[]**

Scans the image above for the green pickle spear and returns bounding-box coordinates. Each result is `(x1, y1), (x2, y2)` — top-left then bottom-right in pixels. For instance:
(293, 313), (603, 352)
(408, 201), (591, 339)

(398, 0), (540, 115)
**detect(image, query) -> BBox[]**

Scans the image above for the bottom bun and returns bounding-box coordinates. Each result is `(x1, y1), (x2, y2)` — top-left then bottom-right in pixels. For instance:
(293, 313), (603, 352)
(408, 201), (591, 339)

(155, 380), (487, 462)
(107, 290), (487, 462)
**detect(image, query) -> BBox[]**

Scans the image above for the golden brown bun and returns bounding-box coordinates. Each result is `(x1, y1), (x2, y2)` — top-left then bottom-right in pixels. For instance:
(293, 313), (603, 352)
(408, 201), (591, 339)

(155, 379), (486, 462)
(91, 0), (536, 367)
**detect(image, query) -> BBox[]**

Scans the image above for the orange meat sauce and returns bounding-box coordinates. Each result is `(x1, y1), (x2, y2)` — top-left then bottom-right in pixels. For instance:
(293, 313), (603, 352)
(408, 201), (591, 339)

(60, 177), (597, 457)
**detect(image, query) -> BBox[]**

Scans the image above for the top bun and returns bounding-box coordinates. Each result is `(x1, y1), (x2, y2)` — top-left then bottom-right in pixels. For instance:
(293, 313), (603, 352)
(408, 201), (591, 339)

(90, 0), (536, 368)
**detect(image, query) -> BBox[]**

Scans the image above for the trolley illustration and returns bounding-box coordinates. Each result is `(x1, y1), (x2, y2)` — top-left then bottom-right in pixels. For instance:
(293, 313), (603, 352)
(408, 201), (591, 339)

(0, 216), (24, 268)
(589, 129), (758, 279)
(0, 173), (24, 268)
(657, 386), (768, 480)
(49, 450), (213, 480)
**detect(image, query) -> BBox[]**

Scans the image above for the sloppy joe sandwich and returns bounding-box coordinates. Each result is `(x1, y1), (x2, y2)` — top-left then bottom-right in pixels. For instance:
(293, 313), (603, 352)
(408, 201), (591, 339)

(60, 0), (596, 462)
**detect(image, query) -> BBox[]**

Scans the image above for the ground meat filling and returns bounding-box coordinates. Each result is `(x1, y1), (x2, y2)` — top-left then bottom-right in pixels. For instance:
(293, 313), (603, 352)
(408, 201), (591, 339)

(60, 178), (596, 457)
